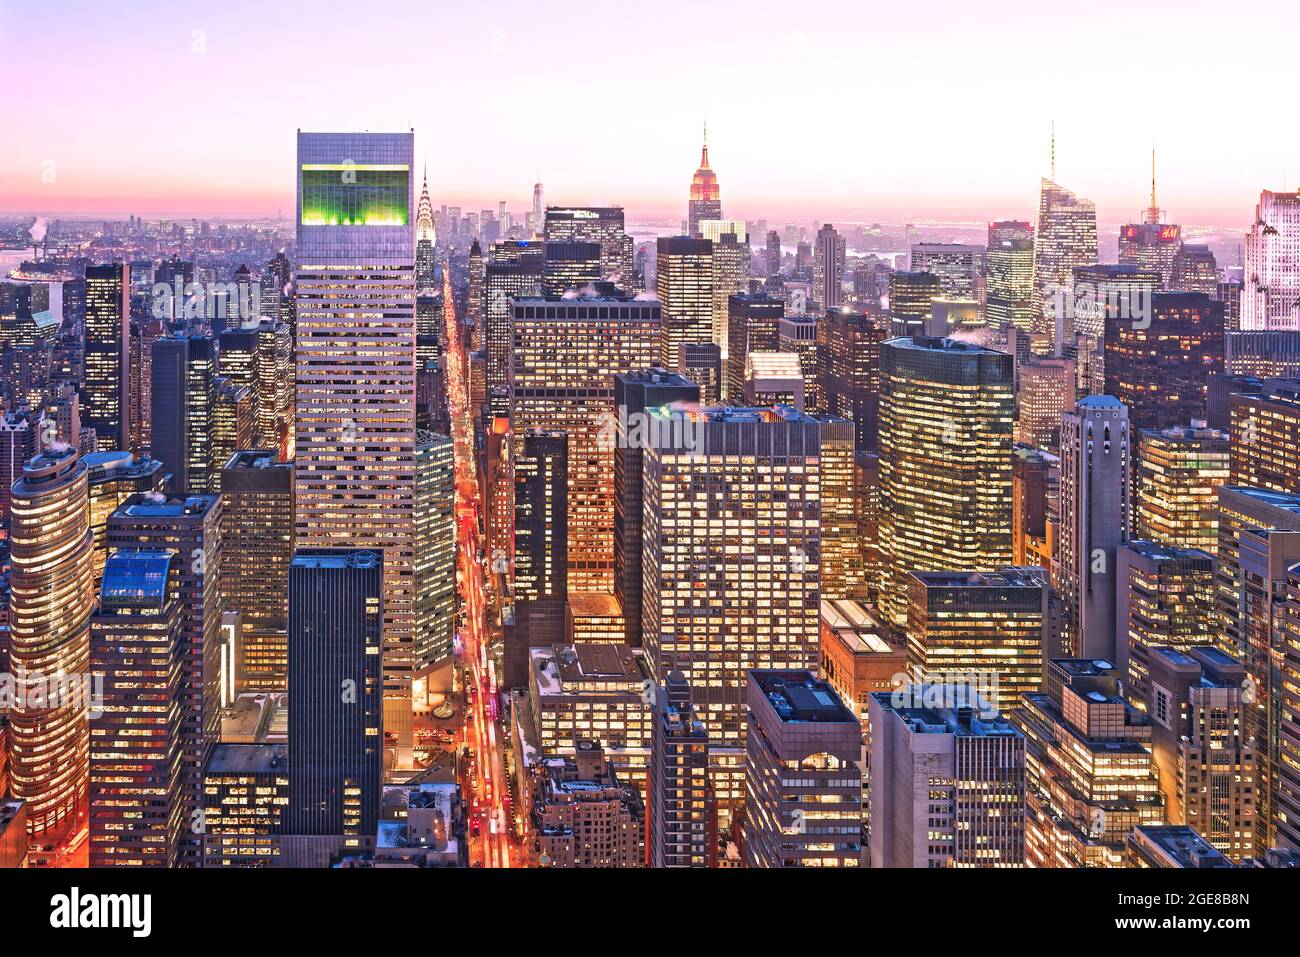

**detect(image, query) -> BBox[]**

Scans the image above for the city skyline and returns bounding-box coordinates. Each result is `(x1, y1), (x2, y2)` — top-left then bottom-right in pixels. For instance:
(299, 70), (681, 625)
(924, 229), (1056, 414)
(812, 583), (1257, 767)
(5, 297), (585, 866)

(2, 1), (1297, 225)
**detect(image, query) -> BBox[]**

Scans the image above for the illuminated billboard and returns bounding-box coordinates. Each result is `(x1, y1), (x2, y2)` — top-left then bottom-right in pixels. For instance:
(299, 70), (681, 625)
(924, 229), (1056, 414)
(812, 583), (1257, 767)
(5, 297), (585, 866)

(300, 164), (409, 226)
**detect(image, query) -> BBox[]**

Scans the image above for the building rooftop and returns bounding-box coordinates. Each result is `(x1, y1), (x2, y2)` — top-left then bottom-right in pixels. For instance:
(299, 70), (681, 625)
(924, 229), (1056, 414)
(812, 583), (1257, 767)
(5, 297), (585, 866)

(224, 449), (291, 471)
(566, 592), (622, 619)
(873, 688), (1018, 736)
(752, 671), (857, 725)
(205, 743), (288, 775)
(820, 599), (897, 655)
(909, 567), (1049, 589)
(1131, 826), (1233, 868)
(117, 492), (218, 519)
(291, 548), (381, 570)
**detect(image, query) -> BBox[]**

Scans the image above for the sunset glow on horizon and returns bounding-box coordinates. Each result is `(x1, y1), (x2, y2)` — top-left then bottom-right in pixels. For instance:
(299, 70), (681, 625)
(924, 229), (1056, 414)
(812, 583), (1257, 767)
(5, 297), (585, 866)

(3, 0), (1297, 227)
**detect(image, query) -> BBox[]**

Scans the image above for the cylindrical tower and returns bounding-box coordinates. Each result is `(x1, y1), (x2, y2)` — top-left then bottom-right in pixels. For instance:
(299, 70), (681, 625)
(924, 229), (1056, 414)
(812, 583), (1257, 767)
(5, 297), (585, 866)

(9, 447), (96, 837)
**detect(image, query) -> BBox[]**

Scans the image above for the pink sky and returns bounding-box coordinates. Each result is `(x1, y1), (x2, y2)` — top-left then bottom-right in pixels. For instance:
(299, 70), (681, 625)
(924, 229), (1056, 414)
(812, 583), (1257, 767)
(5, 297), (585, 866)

(1, 0), (1294, 228)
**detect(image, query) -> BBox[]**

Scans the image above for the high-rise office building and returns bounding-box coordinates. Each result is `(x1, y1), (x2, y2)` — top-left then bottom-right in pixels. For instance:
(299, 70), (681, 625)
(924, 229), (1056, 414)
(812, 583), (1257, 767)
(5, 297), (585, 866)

(541, 240), (602, 297)
(877, 336), (1015, 629)
(128, 316), (165, 455)
(83, 263), (131, 452)
(744, 671), (862, 868)
(287, 548), (383, 843)
(1116, 540), (1217, 706)
(1224, 331), (1300, 378)
(1275, 566), (1300, 852)
(687, 128), (721, 237)
(510, 293), (661, 592)
(1104, 291), (1224, 432)
(1135, 422), (1229, 553)
(985, 221), (1036, 332)
(1228, 382), (1300, 493)
(414, 430), (456, 699)
(218, 320), (293, 458)
(817, 309), (888, 453)
(612, 369), (700, 647)
(211, 378), (254, 489)
(1012, 658), (1164, 868)
(1144, 646), (1256, 861)
(106, 491), (221, 866)
(815, 415), (864, 600)
(1118, 163), (1181, 288)
(0, 406), (41, 527)
(905, 568), (1052, 715)
(415, 168), (436, 293)
(220, 450), (293, 693)
(887, 271), (941, 337)
(1171, 243), (1218, 296)
(294, 131), (417, 764)
(813, 224), (846, 310)
(1058, 396), (1130, 659)
(84, 450), (165, 587)
(678, 341), (721, 405)
(1242, 189), (1300, 330)
(484, 240), (544, 392)
(778, 314), (822, 412)
(513, 429), (568, 604)
(649, 673), (711, 869)
(725, 292), (782, 402)
(641, 405), (822, 818)
(1015, 357), (1076, 450)
(710, 229), (750, 355)
(89, 549), (185, 867)
(1034, 178), (1099, 335)
(869, 687), (1025, 867)
(531, 740), (645, 868)
(910, 243), (984, 302)
(200, 743), (289, 867)
(544, 206), (634, 288)
(656, 236), (713, 371)
(151, 333), (216, 493)
(8, 449), (95, 840)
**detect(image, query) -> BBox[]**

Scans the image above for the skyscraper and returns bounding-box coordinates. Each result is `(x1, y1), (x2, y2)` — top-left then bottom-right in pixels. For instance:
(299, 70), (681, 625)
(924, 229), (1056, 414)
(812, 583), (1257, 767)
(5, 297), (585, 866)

(709, 229), (750, 355)
(513, 429), (568, 604)
(909, 243), (984, 301)
(1118, 156), (1181, 288)
(641, 405), (822, 818)
(869, 687), (1025, 868)
(294, 131), (417, 764)
(1104, 291), (1224, 432)
(1058, 396), (1130, 659)
(743, 671), (862, 868)
(656, 236), (713, 371)
(817, 309), (888, 453)
(1012, 658), (1164, 868)
(544, 206), (634, 287)
(220, 450), (294, 693)
(1034, 178), (1098, 334)
(1144, 647), (1256, 861)
(725, 292), (782, 402)
(151, 333), (216, 493)
(414, 430), (456, 699)
(83, 262), (131, 452)
(541, 240), (602, 296)
(8, 448), (95, 840)
(287, 548), (383, 843)
(106, 491), (221, 866)
(612, 369), (700, 648)
(89, 549), (185, 867)
(1134, 422), (1229, 553)
(877, 336), (1015, 629)
(1242, 189), (1300, 330)
(510, 293), (662, 592)
(887, 271), (941, 338)
(415, 167), (437, 293)
(905, 568), (1053, 715)
(483, 241), (544, 392)
(1116, 540), (1217, 706)
(648, 672), (711, 868)
(813, 224), (846, 310)
(686, 126), (721, 237)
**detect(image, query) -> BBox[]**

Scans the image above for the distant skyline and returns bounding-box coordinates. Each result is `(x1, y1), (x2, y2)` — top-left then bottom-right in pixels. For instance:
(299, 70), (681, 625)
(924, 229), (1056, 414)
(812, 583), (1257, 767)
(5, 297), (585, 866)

(2, 0), (1296, 227)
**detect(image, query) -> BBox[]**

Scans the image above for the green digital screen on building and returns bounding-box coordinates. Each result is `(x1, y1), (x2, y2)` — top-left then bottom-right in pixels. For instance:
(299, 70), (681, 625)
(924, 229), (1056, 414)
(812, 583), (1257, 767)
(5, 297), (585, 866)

(300, 164), (409, 226)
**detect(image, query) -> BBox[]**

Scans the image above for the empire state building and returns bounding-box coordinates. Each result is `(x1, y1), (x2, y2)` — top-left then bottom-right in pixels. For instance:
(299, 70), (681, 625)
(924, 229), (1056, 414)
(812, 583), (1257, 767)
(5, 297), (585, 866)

(687, 125), (721, 238)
